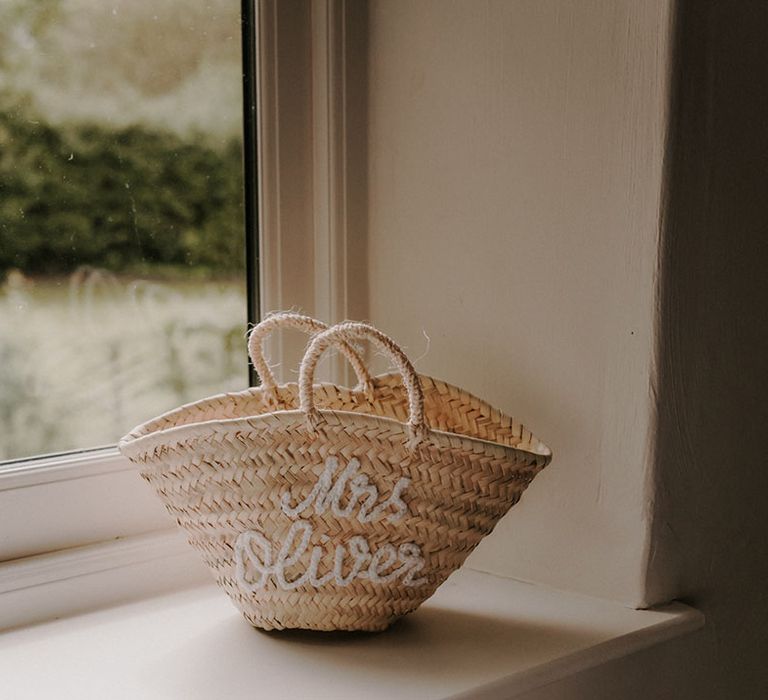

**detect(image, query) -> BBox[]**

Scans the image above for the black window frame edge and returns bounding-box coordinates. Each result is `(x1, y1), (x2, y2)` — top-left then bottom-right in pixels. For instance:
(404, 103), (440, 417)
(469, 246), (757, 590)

(242, 0), (261, 388)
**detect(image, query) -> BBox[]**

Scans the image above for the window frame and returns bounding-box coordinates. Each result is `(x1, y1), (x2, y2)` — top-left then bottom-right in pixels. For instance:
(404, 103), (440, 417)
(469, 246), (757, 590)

(0, 0), (688, 636)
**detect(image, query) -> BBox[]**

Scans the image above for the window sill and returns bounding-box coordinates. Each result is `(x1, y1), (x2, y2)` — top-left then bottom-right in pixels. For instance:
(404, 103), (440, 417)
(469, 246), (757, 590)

(0, 449), (173, 563)
(0, 565), (702, 699)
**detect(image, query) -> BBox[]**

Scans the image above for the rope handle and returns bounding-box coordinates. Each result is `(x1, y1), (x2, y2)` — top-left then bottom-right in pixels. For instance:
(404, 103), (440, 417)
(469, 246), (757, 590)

(298, 322), (427, 446)
(247, 313), (373, 397)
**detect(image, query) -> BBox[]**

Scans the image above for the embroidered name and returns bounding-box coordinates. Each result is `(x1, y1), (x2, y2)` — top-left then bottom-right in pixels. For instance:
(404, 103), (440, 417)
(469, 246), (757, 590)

(280, 456), (410, 523)
(234, 457), (427, 591)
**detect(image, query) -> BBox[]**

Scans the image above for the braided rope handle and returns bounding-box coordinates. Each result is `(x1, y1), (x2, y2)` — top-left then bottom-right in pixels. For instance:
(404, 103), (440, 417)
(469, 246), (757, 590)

(299, 322), (427, 446)
(247, 313), (373, 396)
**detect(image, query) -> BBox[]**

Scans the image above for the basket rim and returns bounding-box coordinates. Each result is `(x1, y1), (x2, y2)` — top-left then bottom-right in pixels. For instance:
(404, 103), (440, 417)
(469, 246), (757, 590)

(119, 414), (552, 472)
(117, 373), (553, 464)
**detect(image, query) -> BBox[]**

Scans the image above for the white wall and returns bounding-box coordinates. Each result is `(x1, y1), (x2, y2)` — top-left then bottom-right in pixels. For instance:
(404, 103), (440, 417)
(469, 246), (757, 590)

(362, 0), (671, 606)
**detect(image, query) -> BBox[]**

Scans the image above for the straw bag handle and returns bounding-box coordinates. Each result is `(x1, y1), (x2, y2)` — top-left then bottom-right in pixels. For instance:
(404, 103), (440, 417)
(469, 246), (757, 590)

(299, 322), (428, 446)
(248, 312), (373, 395)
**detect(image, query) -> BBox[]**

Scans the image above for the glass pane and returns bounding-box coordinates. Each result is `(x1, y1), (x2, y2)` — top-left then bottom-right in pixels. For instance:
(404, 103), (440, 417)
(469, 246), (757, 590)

(0, 1), (247, 462)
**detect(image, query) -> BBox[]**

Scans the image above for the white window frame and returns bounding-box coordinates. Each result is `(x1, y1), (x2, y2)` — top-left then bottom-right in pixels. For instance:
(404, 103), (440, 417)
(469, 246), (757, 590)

(0, 11), (705, 690)
(0, 0), (357, 628)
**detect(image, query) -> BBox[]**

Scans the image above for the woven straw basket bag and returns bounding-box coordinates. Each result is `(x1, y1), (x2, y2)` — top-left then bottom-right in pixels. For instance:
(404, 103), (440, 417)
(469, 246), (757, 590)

(118, 313), (552, 632)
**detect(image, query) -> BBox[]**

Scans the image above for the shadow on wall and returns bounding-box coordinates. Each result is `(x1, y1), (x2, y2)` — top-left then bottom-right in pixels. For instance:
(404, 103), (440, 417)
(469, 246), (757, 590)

(649, 0), (768, 697)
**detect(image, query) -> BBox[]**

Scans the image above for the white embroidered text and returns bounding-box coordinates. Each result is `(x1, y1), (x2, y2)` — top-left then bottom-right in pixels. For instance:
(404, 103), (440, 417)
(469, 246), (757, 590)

(234, 457), (427, 591)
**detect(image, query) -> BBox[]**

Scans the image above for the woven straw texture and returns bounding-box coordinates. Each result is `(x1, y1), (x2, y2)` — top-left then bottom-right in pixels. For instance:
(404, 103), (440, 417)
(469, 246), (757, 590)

(118, 314), (552, 632)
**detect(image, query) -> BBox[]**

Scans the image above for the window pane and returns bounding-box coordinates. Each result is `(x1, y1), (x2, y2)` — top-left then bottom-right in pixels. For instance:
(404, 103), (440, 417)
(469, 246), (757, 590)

(0, 1), (247, 462)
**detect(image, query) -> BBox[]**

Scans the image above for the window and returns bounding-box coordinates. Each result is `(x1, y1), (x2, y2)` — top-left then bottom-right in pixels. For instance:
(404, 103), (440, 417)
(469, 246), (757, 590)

(0, 1), (256, 463)
(0, 1), (691, 645)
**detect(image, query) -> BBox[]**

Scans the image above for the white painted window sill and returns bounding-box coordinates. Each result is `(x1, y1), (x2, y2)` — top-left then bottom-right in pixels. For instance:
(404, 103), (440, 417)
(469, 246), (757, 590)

(0, 566), (701, 700)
